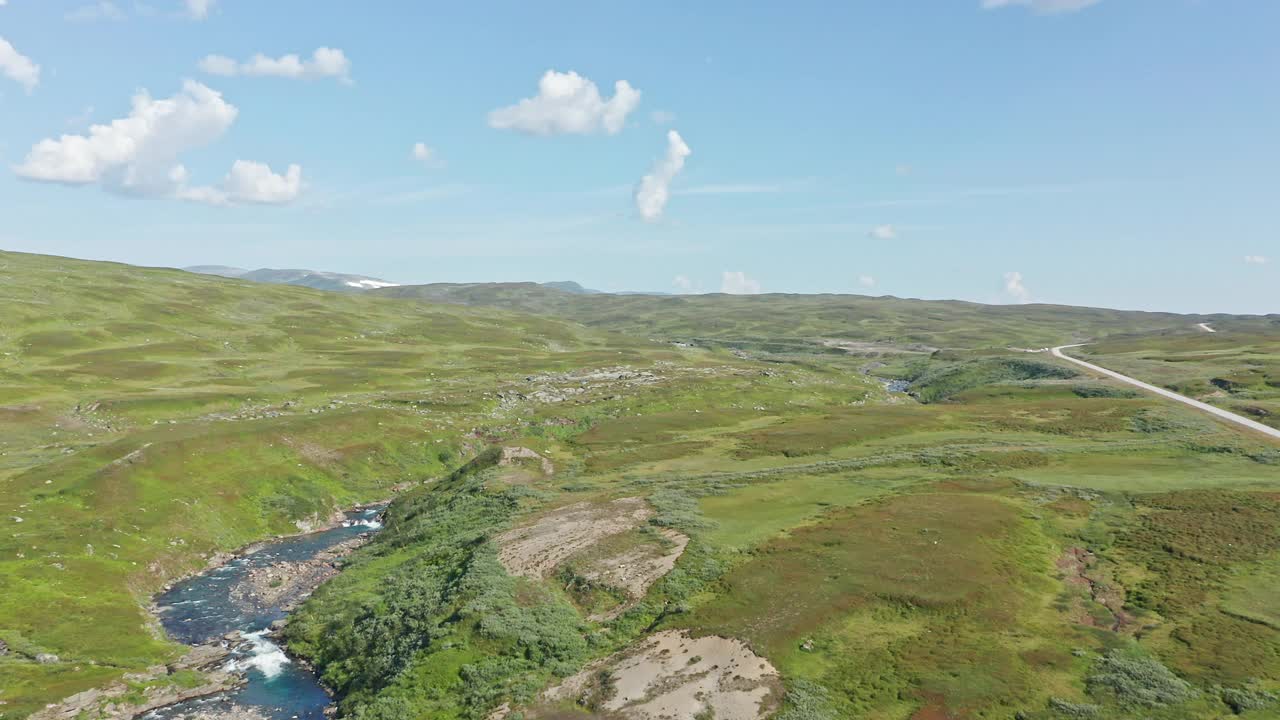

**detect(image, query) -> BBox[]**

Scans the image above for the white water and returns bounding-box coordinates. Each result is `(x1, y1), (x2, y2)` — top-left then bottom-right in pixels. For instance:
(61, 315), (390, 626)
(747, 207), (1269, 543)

(343, 517), (383, 530)
(227, 630), (292, 679)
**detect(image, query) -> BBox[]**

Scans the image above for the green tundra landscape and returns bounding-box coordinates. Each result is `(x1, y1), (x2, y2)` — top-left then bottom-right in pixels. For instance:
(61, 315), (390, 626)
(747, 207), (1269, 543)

(2, 248), (1278, 720)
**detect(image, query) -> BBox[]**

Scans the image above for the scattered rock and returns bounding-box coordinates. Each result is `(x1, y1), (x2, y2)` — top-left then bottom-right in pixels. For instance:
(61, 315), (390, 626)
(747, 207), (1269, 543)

(229, 534), (370, 612)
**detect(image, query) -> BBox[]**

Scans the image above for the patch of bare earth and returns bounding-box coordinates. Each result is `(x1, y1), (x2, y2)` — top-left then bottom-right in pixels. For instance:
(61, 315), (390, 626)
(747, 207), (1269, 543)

(541, 630), (782, 720)
(496, 498), (654, 579)
(495, 446), (554, 484)
(578, 528), (690, 621)
(1057, 546), (1134, 632)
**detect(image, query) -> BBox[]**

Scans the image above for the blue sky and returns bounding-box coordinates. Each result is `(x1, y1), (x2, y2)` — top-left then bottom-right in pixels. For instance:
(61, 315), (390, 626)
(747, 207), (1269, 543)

(0, 0), (1276, 313)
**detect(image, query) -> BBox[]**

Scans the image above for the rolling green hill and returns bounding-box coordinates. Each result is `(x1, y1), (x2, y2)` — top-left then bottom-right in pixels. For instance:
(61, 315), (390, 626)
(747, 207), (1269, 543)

(378, 282), (1277, 352)
(3, 250), (1279, 720)
(0, 250), (674, 716)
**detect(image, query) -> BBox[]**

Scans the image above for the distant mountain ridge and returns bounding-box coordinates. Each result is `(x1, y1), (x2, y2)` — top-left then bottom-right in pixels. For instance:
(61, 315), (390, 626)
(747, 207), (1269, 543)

(183, 266), (625, 296)
(183, 265), (401, 293)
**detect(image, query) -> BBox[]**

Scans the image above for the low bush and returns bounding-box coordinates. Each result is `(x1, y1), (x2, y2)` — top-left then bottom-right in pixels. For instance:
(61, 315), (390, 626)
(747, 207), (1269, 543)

(1087, 650), (1196, 708)
(1220, 685), (1277, 714)
(905, 358), (1077, 403)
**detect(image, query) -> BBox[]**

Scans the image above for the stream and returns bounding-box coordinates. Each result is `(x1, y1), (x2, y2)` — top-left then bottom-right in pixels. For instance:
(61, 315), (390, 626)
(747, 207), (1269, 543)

(144, 506), (384, 720)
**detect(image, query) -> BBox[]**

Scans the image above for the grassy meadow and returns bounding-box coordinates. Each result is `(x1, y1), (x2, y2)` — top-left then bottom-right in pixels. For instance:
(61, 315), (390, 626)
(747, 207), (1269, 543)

(2, 249), (1279, 719)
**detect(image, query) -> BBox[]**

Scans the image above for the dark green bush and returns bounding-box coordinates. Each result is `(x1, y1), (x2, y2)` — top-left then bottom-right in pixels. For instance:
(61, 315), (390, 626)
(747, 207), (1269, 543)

(905, 358), (1077, 403)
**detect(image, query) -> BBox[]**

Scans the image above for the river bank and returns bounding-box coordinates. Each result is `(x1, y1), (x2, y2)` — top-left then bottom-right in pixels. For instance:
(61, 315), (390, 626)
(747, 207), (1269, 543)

(27, 505), (387, 720)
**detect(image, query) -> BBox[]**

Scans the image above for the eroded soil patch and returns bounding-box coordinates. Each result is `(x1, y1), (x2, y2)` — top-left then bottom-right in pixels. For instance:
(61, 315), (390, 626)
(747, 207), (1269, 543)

(496, 497), (654, 579)
(542, 630), (781, 720)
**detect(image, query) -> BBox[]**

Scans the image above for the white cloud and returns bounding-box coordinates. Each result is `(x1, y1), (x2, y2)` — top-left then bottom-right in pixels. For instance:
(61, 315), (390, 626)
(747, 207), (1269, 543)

(651, 110), (676, 126)
(197, 55), (237, 75)
(173, 161), (303, 206)
(488, 70), (640, 136)
(981, 0), (1102, 13)
(14, 80), (300, 206)
(721, 271), (761, 295)
(409, 142), (445, 169)
(858, 275), (877, 289)
(0, 36), (40, 93)
(186, 0), (214, 19)
(66, 2), (125, 21)
(895, 164), (912, 176)
(868, 224), (897, 240)
(15, 81), (235, 188)
(672, 274), (694, 291)
(1003, 271), (1031, 303)
(634, 130), (691, 222)
(199, 48), (352, 83)
(1244, 255), (1268, 265)
(225, 160), (302, 203)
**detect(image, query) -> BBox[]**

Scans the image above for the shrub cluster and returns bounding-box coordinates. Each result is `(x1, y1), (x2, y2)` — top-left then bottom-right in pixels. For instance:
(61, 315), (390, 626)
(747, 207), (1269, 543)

(1086, 650), (1196, 708)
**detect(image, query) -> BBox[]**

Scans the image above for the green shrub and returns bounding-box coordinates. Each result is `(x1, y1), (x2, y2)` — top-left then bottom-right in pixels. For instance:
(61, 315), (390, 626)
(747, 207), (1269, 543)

(1220, 685), (1277, 714)
(286, 464), (591, 719)
(1087, 650), (1196, 708)
(1048, 697), (1101, 717)
(905, 358), (1077, 403)
(1072, 384), (1139, 399)
(775, 678), (840, 720)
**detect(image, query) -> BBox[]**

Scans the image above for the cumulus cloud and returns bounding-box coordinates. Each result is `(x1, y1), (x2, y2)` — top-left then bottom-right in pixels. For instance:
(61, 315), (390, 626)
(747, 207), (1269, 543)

(634, 130), (691, 222)
(1244, 255), (1269, 265)
(66, 2), (125, 21)
(488, 70), (640, 136)
(14, 80), (301, 206)
(186, 0), (215, 19)
(868, 224), (897, 240)
(721, 271), (761, 295)
(981, 0), (1102, 13)
(15, 80), (235, 188)
(223, 160), (302, 203)
(0, 36), (40, 93)
(672, 274), (694, 291)
(1003, 271), (1031, 303)
(858, 275), (877, 289)
(171, 161), (303, 206)
(199, 48), (352, 83)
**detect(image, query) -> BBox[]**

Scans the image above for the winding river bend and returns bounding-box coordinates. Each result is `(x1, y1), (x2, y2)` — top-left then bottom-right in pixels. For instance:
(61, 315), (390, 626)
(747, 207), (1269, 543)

(145, 506), (384, 720)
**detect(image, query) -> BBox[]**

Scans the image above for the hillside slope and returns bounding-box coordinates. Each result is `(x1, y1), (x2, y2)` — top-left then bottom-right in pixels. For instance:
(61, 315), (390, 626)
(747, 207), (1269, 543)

(378, 282), (1276, 351)
(0, 250), (679, 715)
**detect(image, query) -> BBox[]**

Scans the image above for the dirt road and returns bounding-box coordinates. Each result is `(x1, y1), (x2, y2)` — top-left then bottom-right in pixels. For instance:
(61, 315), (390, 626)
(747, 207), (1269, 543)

(1051, 344), (1280, 440)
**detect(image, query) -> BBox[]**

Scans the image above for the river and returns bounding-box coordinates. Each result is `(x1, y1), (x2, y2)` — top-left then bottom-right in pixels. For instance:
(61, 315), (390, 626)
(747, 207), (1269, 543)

(143, 506), (384, 720)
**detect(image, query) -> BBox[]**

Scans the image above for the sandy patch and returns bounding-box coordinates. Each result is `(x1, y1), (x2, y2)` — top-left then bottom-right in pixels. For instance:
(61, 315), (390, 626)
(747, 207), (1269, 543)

(500, 446), (554, 475)
(497, 498), (653, 579)
(544, 630), (781, 720)
(580, 528), (690, 621)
